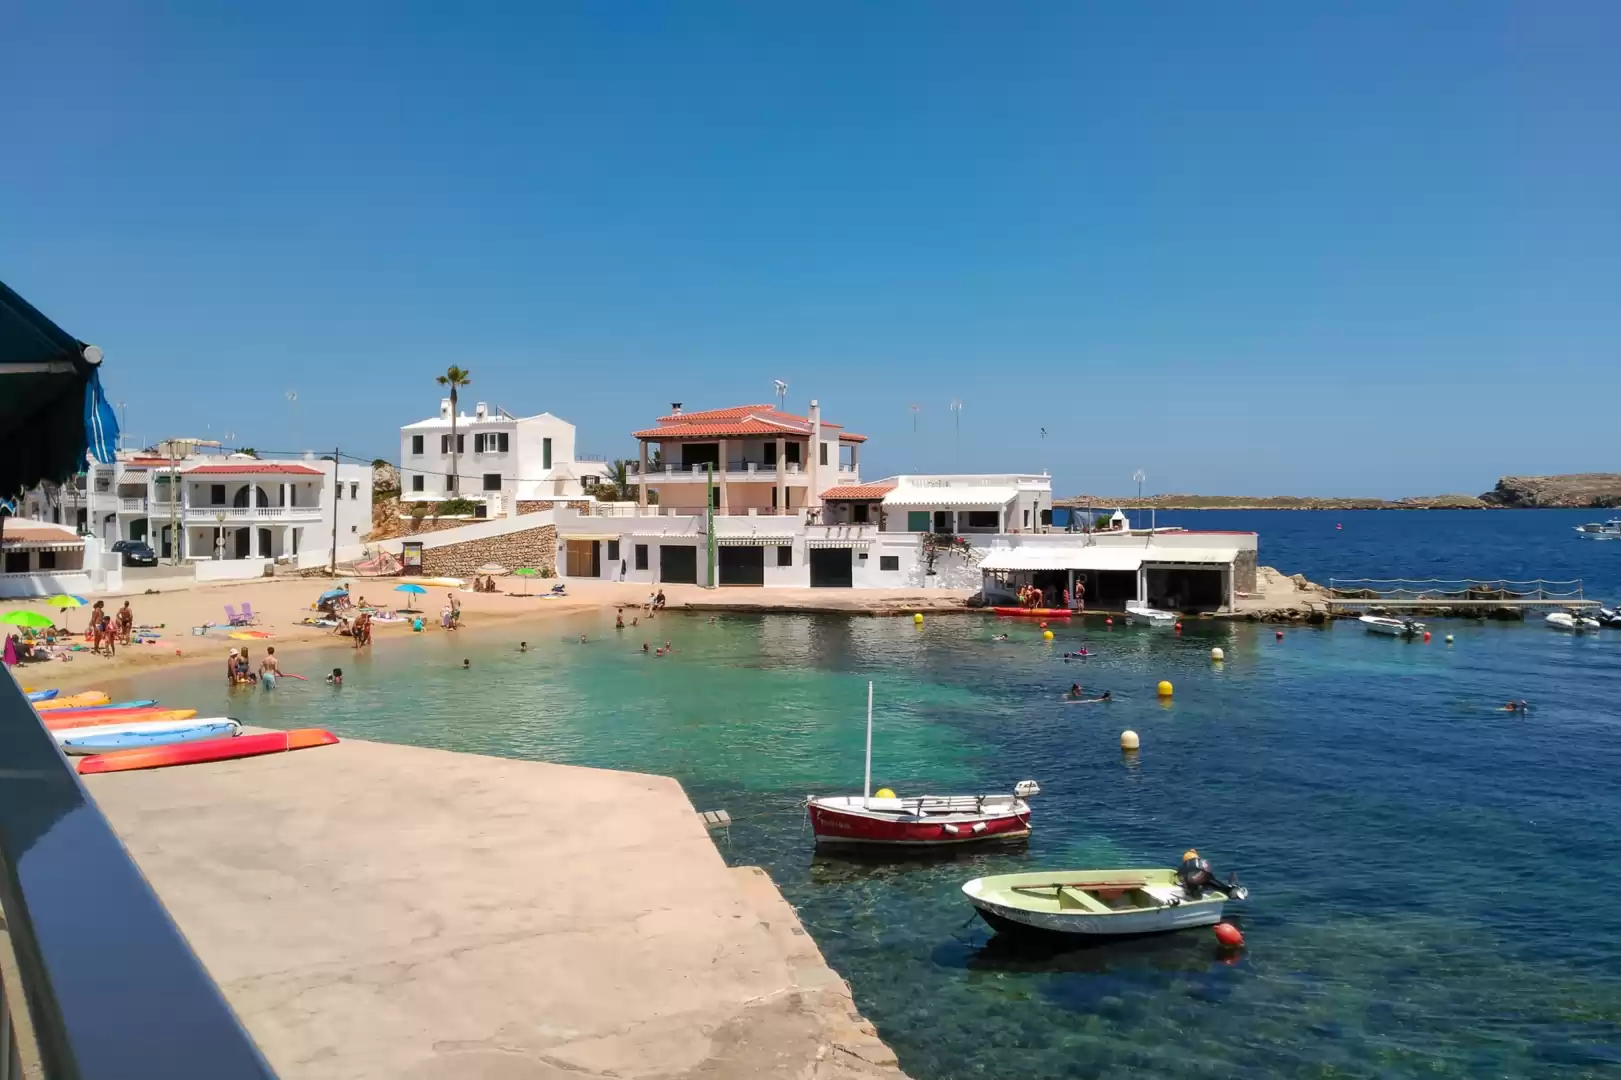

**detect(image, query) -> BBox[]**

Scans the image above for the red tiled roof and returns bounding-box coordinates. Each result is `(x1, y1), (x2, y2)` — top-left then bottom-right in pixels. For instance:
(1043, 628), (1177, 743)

(0, 522), (83, 546)
(640, 403), (864, 442)
(184, 463), (323, 476)
(819, 483), (895, 500)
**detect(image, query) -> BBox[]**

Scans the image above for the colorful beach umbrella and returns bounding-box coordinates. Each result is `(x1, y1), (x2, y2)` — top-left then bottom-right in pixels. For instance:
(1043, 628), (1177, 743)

(46, 594), (88, 608)
(2, 610), (55, 629)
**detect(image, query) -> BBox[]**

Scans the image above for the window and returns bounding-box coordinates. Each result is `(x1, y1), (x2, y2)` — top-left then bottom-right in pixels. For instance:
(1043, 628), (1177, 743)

(473, 433), (482, 454)
(39, 550), (57, 569)
(710, 487), (721, 509)
(1040, 508), (1052, 527)
(446, 475), (457, 492)
(441, 434), (451, 454)
(543, 437), (553, 470)
(456, 434), (464, 454)
(853, 504), (869, 524)
(777, 545), (792, 567)
(819, 443), (828, 466)
(411, 435), (424, 455)
(607, 540), (620, 561)
(907, 510), (930, 532)
(4, 552), (26, 573)
(1023, 509), (1030, 528)
(880, 555), (899, 571)
(210, 484), (225, 505)
(412, 475), (424, 492)
(966, 510), (999, 529)
(934, 510), (952, 532)
(634, 543), (648, 570)
(350, 482), (359, 499)
(483, 473), (502, 491)
(497, 432), (509, 453)
(785, 442), (801, 465)
(335, 484), (343, 500)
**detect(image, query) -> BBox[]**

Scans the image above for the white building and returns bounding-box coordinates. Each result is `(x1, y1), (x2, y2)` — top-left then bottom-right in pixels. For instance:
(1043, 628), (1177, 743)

(0, 520), (92, 598)
(399, 399), (600, 514)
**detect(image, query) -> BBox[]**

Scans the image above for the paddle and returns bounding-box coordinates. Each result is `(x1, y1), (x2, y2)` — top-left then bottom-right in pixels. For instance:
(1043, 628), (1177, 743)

(281, 673), (308, 681)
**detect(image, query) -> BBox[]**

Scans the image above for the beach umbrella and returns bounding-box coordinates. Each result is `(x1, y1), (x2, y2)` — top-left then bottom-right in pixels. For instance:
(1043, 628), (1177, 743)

(317, 588), (348, 603)
(2, 610), (55, 630)
(512, 567), (539, 596)
(46, 593), (88, 631)
(393, 582), (427, 611)
(476, 562), (508, 576)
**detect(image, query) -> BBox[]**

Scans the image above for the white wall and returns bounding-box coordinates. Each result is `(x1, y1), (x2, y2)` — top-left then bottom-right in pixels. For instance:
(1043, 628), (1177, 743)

(0, 571), (94, 599)
(196, 558), (271, 582)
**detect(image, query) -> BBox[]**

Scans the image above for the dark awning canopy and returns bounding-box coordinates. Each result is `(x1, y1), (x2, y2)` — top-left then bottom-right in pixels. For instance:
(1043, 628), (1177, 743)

(0, 278), (119, 495)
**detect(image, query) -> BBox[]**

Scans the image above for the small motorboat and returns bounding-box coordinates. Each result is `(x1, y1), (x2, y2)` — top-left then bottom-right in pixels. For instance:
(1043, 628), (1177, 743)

(1359, 614), (1425, 637)
(806, 683), (1039, 847)
(1546, 611), (1602, 631)
(1573, 519), (1621, 540)
(962, 866), (1248, 939)
(1124, 601), (1177, 627)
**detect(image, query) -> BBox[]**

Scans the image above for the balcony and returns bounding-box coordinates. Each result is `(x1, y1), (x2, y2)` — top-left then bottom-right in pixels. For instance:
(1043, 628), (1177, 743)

(644, 462), (809, 482)
(118, 497), (148, 512)
(184, 505), (325, 523)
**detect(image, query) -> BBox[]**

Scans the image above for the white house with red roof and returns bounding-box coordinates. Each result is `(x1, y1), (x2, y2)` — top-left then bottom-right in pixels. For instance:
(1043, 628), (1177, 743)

(0, 520), (91, 598)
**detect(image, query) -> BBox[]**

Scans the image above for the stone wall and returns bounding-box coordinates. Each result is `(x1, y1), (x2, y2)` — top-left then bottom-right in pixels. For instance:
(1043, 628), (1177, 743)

(1234, 549), (1257, 594)
(366, 500), (481, 542)
(515, 499), (592, 516)
(421, 525), (557, 578)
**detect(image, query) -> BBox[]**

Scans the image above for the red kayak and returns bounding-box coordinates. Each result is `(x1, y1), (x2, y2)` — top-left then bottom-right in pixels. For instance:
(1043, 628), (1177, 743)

(77, 728), (339, 775)
(991, 607), (1074, 618)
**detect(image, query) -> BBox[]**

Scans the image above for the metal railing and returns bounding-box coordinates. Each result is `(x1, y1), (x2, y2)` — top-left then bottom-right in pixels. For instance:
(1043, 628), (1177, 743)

(0, 674), (276, 1078)
(1328, 578), (1585, 601)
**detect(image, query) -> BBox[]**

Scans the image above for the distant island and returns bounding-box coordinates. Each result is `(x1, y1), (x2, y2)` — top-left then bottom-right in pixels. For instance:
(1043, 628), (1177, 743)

(1058, 473), (1621, 511)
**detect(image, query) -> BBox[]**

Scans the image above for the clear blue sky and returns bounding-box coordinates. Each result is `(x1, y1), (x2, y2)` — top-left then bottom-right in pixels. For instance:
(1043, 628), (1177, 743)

(4, 2), (1616, 496)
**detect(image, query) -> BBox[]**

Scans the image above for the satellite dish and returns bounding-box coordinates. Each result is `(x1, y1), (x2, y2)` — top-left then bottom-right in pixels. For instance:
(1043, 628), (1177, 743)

(82, 344), (104, 365)
(773, 380), (788, 410)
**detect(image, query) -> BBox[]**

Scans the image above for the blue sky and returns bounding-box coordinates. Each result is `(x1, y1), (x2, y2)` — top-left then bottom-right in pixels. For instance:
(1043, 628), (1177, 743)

(4, 2), (1616, 496)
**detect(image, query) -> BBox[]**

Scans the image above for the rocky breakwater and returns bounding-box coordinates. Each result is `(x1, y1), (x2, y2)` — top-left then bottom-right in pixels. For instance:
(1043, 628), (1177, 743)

(1233, 567), (1331, 623)
(1479, 474), (1621, 509)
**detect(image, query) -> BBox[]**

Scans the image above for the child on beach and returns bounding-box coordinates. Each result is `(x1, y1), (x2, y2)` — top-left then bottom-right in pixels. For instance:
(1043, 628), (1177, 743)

(327, 668), (343, 685)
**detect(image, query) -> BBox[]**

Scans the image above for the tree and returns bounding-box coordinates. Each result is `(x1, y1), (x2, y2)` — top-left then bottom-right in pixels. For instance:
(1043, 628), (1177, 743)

(436, 365), (473, 498)
(919, 532), (981, 577)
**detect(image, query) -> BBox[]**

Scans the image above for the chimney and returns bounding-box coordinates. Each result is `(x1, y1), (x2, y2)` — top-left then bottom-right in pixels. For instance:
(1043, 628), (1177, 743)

(808, 399), (823, 509)
(670, 402), (683, 417)
(474, 402), (488, 420)
(439, 398), (452, 420)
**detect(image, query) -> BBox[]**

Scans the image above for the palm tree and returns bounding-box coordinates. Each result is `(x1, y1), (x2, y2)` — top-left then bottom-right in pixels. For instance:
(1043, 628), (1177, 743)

(436, 366), (472, 496)
(608, 458), (633, 501)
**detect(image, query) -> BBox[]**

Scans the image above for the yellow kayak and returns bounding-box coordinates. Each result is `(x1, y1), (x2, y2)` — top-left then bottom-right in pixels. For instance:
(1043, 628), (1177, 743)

(34, 692), (112, 711)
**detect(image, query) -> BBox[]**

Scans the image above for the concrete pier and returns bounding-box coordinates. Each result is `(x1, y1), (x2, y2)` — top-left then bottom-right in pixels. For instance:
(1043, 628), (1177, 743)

(86, 739), (908, 1079)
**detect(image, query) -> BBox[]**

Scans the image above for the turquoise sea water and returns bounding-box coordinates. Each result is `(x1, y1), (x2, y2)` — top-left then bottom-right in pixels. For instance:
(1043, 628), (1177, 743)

(105, 511), (1621, 1078)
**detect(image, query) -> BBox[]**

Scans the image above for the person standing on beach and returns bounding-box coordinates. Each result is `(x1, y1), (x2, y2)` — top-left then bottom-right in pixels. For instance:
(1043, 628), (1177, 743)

(117, 601), (133, 644)
(101, 610), (115, 656)
(448, 591), (461, 628)
(260, 646), (280, 687)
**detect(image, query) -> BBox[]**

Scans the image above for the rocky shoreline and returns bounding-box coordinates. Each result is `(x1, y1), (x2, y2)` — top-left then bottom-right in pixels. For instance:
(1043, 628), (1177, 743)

(1061, 472), (1621, 511)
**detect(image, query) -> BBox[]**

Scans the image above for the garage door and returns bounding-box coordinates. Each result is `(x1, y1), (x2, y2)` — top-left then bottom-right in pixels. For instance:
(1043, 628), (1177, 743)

(659, 544), (698, 584)
(718, 546), (765, 586)
(808, 547), (853, 588)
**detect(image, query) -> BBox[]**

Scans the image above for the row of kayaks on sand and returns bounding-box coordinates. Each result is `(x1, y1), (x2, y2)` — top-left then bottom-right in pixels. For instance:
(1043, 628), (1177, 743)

(23, 686), (337, 774)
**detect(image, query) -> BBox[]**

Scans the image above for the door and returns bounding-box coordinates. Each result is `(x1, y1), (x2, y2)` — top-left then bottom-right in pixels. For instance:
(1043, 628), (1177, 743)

(160, 525), (173, 559)
(659, 544), (698, 584)
(234, 528), (251, 559)
(718, 545), (765, 586)
(258, 527), (273, 560)
(808, 547), (853, 587)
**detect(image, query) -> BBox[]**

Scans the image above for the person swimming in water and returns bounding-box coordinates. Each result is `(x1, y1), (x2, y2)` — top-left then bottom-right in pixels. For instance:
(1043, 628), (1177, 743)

(519, 641), (528, 652)
(1502, 699), (1531, 712)
(462, 658), (471, 669)
(327, 667), (343, 685)
(1067, 683), (1083, 699)
(615, 613), (624, 630)
(641, 642), (650, 653)
(992, 633), (1009, 642)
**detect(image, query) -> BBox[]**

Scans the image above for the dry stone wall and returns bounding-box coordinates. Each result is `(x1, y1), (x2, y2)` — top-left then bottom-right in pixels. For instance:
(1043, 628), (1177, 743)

(420, 525), (558, 578)
(515, 499), (592, 516)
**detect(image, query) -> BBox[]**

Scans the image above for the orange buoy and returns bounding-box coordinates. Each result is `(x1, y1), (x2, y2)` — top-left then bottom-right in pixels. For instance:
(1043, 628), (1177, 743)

(1213, 922), (1244, 948)
(1105, 617), (1113, 626)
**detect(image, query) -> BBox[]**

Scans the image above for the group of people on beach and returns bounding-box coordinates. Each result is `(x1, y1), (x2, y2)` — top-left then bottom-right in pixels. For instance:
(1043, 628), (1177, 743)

(87, 600), (134, 655)
(226, 645), (280, 686)
(471, 576), (501, 592)
(1016, 582), (1083, 611)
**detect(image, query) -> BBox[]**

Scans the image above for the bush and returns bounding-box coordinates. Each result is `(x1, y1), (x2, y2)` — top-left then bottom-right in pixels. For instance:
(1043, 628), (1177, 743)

(436, 498), (481, 516)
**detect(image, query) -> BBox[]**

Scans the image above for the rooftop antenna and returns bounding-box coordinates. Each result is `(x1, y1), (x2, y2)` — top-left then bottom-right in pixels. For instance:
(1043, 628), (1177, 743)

(773, 380), (788, 412)
(949, 399), (964, 467)
(909, 403), (920, 432)
(287, 389), (299, 454)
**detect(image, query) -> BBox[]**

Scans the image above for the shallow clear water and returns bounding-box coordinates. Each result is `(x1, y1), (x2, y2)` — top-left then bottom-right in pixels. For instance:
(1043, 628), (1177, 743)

(106, 511), (1621, 1079)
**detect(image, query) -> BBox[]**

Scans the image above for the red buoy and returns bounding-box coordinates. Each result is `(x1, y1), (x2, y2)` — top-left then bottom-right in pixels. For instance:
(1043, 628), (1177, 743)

(1174, 622), (1183, 632)
(1213, 922), (1244, 948)
(1105, 617), (1113, 626)
(1275, 630), (1283, 640)
(1423, 631), (1431, 642)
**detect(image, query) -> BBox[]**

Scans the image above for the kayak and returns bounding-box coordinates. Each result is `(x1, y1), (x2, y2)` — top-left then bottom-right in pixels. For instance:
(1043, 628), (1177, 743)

(77, 728), (339, 775)
(991, 607), (1074, 618)
(26, 688), (59, 702)
(34, 692), (111, 711)
(34, 698), (158, 715)
(43, 709), (199, 731)
(58, 719), (241, 755)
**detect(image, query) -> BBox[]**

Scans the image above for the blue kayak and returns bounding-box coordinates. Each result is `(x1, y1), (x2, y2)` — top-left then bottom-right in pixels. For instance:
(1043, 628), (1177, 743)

(26, 689), (60, 702)
(59, 721), (241, 755)
(40, 698), (159, 714)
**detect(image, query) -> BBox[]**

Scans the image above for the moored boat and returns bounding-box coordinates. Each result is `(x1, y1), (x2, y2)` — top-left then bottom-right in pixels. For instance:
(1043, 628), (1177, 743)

(962, 866), (1247, 939)
(1546, 611), (1602, 631)
(1573, 519), (1621, 540)
(33, 691), (111, 711)
(806, 683), (1039, 847)
(25, 688), (59, 702)
(1359, 614), (1424, 637)
(35, 698), (158, 714)
(1125, 601), (1177, 627)
(43, 708), (199, 731)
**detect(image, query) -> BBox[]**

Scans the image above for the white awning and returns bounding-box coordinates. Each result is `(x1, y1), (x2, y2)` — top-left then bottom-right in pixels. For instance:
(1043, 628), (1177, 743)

(882, 487), (1017, 508)
(978, 547), (1145, 572)
(717, 535), (794, 546)
(1141, 547), (1241, 565)
(805, 538), (871, 549)
(560, 533), (619, 542)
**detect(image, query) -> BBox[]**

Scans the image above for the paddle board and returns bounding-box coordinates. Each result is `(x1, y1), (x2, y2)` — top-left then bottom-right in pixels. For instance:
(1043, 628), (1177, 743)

(59, 720), (241, 755)
(26, 689), (59, 702)
(76, 728), (339, 775)
(44, 709), (199, 731)
(34, 692), (111, 710)
(34, 698), (158, 714)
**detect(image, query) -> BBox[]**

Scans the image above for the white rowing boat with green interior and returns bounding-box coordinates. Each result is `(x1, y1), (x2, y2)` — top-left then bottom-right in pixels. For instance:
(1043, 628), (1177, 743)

(962, 868), (1246, 938)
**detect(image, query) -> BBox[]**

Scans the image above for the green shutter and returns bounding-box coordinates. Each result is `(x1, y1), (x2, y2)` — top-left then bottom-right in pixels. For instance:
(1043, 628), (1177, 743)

(907, 510), (930, 532)
(543, 438), (552, 469)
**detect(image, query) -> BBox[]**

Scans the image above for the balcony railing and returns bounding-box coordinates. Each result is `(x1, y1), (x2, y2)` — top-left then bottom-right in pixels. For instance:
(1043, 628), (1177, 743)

(183, 506), (322, 522)
(0, 675), (277, 1078)
(119, 497), (148, 512)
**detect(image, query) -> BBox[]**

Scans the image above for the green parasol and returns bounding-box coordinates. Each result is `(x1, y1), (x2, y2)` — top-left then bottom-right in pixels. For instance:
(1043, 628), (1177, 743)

(512, 567), (539, 595)
(2, 610), (56, 630)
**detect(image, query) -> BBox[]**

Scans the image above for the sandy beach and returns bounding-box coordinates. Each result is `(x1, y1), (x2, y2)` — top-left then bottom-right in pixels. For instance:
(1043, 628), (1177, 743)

(9, 575), (979, 693)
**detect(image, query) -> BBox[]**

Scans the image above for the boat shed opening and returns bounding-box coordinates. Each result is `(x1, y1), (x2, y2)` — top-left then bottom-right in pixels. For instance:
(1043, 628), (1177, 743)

(979, 537), (1253, 613)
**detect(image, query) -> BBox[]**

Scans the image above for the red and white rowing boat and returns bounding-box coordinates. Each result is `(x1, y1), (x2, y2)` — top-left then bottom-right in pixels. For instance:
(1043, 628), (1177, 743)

(805, 683), (1040, 848)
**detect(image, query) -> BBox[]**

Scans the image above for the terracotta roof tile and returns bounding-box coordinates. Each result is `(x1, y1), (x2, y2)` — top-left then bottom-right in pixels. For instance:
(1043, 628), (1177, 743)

(640, 403), (862, 441)
(819, 483), (895, 499)
(184, 463), (324, 476)
(0, 521), (83, 546)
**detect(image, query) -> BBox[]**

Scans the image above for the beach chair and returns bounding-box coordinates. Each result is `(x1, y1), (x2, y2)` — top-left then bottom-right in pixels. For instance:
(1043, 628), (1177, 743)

(240, 601), (261, 625)
(224, 604), (247, 626)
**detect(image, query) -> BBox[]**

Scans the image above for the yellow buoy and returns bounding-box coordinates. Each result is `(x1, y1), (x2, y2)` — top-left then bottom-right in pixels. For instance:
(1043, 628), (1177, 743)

(1042, 629), (1054, 641)
(875, 787), (896, 799)
(1157, 680), (1173, 697)
(1120, 730), (1140, 750)
(1210, 647), (1225, 662)
(912, 613), (923, 624)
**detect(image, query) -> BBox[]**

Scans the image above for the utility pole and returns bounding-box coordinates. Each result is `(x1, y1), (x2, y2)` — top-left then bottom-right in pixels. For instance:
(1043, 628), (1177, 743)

(168, 442), (181, 565)
(705, 462), (716, 588)
(329, 446), (341, 575)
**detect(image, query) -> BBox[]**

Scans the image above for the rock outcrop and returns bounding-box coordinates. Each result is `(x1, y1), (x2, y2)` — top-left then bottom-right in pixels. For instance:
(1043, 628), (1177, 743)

(1478, 474), (1621, 508)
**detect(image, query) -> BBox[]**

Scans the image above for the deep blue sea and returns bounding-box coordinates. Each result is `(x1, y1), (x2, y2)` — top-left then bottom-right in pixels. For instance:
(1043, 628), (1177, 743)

(111, 510), (1621, 1079)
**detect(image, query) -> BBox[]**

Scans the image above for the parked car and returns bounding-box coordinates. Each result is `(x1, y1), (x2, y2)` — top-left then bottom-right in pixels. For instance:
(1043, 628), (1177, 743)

(112, 540), (158, 567)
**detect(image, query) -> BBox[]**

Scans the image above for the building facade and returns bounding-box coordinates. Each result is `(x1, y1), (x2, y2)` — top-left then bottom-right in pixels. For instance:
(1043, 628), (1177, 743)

(399, 399), (599, 514)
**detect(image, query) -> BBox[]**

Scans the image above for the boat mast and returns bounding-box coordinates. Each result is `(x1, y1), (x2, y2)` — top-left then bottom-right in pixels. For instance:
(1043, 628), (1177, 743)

(862, 681), (873, 809)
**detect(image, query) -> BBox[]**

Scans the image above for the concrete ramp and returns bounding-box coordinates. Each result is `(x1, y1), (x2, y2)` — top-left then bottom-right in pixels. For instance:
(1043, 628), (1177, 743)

(86, 739), (906, 1079)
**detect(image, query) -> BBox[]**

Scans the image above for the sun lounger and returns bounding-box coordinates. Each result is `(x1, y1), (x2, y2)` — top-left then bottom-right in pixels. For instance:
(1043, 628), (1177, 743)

(240, 602), (261, 625)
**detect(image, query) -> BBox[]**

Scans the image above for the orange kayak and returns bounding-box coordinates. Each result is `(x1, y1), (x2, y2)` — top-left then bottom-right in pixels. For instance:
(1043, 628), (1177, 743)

(34, 692), (112, 711)
(44, 709), (199, 731)
(77, 728), (339, 775)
